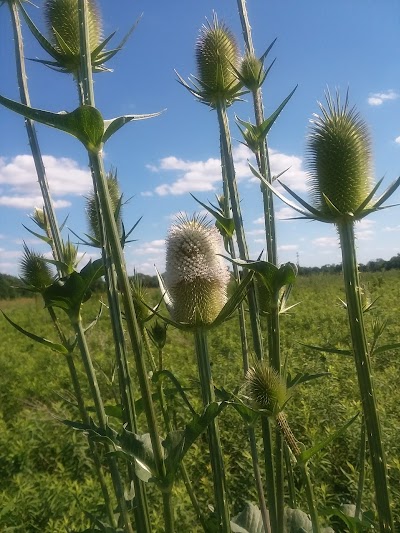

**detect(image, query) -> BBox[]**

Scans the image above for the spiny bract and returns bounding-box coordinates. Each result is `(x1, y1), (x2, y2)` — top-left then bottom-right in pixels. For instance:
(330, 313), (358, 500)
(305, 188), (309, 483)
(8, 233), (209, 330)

(165, 215), (230, 325)
(44, 0), (102, 73)
(307, 92), (373, 218)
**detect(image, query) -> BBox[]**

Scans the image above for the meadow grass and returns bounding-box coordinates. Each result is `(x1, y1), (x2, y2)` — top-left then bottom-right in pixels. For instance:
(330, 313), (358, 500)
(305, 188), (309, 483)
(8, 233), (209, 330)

(1, 270), (399, 531)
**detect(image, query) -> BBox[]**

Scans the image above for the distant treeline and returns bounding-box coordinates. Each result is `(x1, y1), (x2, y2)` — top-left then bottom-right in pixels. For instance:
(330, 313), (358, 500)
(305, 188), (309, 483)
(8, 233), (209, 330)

(1, 254), (399, 299)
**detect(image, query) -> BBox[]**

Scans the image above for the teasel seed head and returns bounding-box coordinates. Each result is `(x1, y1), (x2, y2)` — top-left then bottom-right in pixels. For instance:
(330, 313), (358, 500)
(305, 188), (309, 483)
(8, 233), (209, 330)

(245, 360), (287, 416)
(86, 170), (122, 245)
(240, 52), (264, 92)
(195, 14), (241, 106)
(44, 0), (102, 73)
(307, 91), (373, 218)
(165, 214), (230, 325)
(20, 244), (53, 292)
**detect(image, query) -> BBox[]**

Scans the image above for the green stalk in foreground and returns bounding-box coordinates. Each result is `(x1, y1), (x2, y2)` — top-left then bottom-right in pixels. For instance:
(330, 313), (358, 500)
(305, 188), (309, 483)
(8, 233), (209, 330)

(165, 215), (232, 533)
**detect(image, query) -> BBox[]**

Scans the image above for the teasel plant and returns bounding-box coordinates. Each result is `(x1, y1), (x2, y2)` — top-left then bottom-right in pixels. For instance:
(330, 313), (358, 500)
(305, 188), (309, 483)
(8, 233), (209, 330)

(242, 360), (359, 533)
(234, 2), (298, 528)
(250, 91), (400, 532)
(1, 1), (126, 528)
(177, 14), (299, 532)
(160, 214), (239, 532)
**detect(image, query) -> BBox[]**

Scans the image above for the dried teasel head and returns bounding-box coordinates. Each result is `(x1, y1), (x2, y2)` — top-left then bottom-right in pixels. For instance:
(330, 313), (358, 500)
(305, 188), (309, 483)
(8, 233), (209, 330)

(307, 91), (373, 219)
(165, 214), (230, 325)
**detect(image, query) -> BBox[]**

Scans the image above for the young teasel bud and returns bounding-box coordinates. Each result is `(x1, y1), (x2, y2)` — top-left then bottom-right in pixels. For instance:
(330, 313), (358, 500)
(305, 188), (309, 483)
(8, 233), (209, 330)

(130, 271), (152, 325)
(32, 207), (47, 232)
(165, 215), (230, 325)
(307, 92), (373, 218)
(147, 320), (168, 351)
(244, 360), (287, 416)
(20, 244), (53, 292)
(61, 238), (79, 275)
(44, 0), (102, 73)
(195, 14), (241, 106)
(240, 52), (264, 92)
(86, 171), (122, 245)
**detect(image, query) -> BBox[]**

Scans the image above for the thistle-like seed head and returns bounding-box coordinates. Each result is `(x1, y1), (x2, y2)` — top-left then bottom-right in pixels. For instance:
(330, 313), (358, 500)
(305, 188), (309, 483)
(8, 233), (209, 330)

(307, 92), (373, 218)
(86, 171), (122, 245)
(147, 320), (168, 350)
(195, 14), (241, 106)
(20, 244), (53, 292)
(240, 52), (264, 92)
(245, 361), (287, 416)
(165, 214), (230, 325)
(44, 0), (102, 73)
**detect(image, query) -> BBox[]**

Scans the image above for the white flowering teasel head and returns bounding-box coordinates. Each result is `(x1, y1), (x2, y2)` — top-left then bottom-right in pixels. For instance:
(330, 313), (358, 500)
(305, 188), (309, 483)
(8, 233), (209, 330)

(165, 215), (230, 326)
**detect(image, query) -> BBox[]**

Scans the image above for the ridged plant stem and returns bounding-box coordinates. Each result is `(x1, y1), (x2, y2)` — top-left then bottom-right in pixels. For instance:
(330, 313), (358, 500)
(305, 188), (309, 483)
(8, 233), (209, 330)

(73, 317), (134, 533)
(355, 417), (366, 520)
(220, 139), (271, 533)
(8, 2), (118, 527)
(194, 328), (231, 533)
(337, 220), (393, 532)
(78, 2), (174, 530)
(298, 463), (321, 533)
(235, 2), (285, 529)
(216, 98), (277, 531)
(9, 0), (64, 261)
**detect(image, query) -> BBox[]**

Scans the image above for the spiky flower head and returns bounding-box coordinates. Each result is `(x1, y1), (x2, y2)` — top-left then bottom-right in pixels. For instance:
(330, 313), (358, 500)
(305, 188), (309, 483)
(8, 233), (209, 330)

(307, 92), (373, 218)
(165, 214), (230, 325)
(20, 244), (53, 292)
(61, 238), (79, 275)
(44, 0), (102, 73)
(194, 13), (241, 107)
(86, 170), (122, 245)
(244, 361), (287, 416)
(240, 52), (264, 92)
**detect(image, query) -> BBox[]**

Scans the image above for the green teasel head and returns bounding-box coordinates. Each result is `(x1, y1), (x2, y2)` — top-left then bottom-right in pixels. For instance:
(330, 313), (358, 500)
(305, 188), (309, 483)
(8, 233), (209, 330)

(165, 214), (230, 326)
(86, 170), (122, 245)
(240, 52), (265, 92)
(44, 0), (102, 73)
(20, 244), (53, 292)
(245, 360), (287, 416)
(130, 271), (152, 325)
(61, 238), (79, 275)
(307, 91), (373, 219)
(195, 13), (241, 106)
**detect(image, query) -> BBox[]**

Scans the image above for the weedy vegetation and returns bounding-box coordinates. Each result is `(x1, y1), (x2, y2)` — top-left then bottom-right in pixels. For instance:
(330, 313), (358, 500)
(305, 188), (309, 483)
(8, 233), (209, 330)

(0, 0), (399, 532)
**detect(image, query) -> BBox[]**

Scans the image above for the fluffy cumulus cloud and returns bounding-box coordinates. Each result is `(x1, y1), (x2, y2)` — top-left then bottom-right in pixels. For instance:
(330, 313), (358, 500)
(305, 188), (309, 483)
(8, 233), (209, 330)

(146, 145), (308, 196)
(355, 219), (375, 240)
(312, 236), (338, 248)
(367, 90), (399, 106)
(395, 136), (400, 145)
(0, 154), (92, 209)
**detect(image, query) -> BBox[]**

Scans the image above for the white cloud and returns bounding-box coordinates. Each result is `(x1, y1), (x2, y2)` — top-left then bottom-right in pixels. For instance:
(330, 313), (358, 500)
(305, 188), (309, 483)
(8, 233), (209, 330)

(0, 154), (91, 209)
(312, 236), (338, 248)
(395, 136), (400, 145)
(141, 191), (153, 197)
(367, 90), (399, 106)
(134, 239), (165, 256)
(275, 206), (299, 220)
(278, 244), (299, 251)
(355, 219), (375, 241)
(149, 145), (307, 196)
(0, 196), (70, 209)
(384, 225), (400, 232)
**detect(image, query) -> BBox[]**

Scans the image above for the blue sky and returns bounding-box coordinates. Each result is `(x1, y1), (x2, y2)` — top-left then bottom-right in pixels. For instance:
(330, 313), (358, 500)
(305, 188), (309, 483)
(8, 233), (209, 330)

(0, 0), (399, 275)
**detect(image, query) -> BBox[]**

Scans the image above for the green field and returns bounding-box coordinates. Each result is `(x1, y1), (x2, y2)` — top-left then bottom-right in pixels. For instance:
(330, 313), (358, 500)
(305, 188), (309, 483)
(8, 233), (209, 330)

(1, 271), (400, 531)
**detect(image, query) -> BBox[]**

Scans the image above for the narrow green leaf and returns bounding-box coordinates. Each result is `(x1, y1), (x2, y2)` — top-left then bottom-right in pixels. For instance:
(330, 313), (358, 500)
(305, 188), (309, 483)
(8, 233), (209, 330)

(363, 175), (400, 213)
(287, 371), (330, 389)
(372, 342), (400, 355)
(152, 370), (197, 416)
(103, 111), (163, 143)
(21, 224), (52, 244)
(300, 343), (352, 356)
(299, 413), (359, 464)
(212, 270), (253, 328)
(258, 86), (297, 138)
(191, 194), (235, 238)
(1, 311), (68, 354)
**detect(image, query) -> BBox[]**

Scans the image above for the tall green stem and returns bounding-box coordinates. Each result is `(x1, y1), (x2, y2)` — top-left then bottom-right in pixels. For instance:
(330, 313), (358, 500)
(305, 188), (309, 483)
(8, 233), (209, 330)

(337, 220), (393, 532)
(77, 2), (174, 530)
(235, 2), (285, 527)
(216, 99), (278, 531)
(194, 328), (231, 533)
(298, 463), (321, 533)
